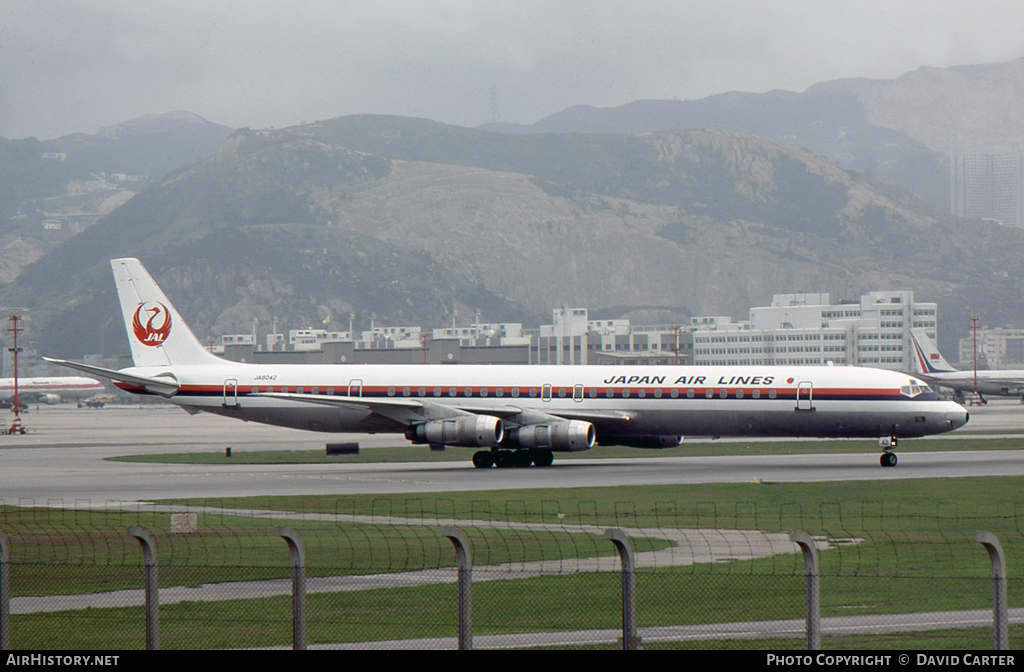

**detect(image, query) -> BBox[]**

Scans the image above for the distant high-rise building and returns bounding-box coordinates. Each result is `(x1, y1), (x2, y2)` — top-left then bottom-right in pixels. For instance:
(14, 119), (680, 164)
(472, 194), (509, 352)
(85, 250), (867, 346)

(691, 290), (937, 372)
(958, 326), (1024, 369)
(950, 152), (1024, 228)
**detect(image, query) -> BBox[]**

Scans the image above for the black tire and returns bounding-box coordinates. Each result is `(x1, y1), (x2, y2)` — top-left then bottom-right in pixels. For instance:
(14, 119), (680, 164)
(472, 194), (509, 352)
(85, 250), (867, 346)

(513, 449), (534, 467)
(880, 452), (897, 467)
(533, 449), (554, 467)
(494, 450), (514, 468)
(472, 451), (494, 469)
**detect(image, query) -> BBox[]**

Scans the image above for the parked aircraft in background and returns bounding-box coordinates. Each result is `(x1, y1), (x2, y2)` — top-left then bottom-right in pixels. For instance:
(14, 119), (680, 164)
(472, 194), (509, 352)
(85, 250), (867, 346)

(910, 328), (1024, 402)
(46, 259), (968, 468)
(0, 376), (106, 406)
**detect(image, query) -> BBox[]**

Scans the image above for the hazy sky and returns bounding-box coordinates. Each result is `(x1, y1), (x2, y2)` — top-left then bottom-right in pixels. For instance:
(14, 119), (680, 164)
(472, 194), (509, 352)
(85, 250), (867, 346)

(3, 1), (1023, 139)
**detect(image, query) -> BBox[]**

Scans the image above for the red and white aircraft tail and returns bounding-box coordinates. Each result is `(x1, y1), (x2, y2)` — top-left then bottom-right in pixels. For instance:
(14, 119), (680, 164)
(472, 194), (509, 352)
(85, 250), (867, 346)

(44, 259), (222, 397)
(909, 328), (955, 375)
(111, 258), (221, 368)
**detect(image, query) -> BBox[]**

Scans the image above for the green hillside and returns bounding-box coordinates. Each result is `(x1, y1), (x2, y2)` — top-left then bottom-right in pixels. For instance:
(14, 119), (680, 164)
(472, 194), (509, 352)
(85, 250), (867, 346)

(5, 116), (1022, 358)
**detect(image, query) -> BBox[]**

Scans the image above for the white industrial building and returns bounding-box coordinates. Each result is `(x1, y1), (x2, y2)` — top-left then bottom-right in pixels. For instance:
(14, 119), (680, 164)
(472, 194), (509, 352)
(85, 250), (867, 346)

(216, 307), (693, 365)
(215, 292), (941, 372)
(959, 326), (1024, 369)
(692, 291), (937, 372)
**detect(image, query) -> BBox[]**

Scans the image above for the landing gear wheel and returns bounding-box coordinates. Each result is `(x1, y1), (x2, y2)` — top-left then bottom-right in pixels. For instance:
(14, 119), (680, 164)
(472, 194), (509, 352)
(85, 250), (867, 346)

(532, 449), (554, 467)
(880, 452), (898, 467)
(494, 450), (514, 468)
(472, 451), (494, 469)
(513, 449), (534, 467)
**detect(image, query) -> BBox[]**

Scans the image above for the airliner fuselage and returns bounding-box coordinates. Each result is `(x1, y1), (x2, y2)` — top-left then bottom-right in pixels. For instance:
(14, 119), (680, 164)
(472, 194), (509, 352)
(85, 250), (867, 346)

(117, 361), (966, 441)
(46, 259), (969, 469)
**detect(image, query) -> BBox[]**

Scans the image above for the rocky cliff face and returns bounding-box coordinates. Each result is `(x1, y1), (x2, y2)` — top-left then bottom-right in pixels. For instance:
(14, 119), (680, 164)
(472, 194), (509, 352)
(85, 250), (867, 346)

(484, 59), (1024, 213)
(0, 237), (43, 284)
(0, 112), (235, 284)
(856, 60), (1024, 153)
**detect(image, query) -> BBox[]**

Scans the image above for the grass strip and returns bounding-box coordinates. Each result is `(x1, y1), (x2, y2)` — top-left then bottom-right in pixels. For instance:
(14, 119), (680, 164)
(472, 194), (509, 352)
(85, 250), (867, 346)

(163, 476), (1024, 533)
(7, 567), (1020, 649)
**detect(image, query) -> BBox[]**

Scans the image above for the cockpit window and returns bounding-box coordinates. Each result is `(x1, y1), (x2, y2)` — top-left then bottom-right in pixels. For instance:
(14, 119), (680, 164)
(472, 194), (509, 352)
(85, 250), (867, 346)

(900, 384), (925, 397)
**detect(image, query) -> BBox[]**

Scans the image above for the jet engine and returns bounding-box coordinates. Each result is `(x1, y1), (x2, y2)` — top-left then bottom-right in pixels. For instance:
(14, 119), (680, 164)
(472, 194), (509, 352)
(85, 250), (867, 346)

(409, 415), (504, 447)
(507, 420), (595, 452)
(41, 393), (61, 404)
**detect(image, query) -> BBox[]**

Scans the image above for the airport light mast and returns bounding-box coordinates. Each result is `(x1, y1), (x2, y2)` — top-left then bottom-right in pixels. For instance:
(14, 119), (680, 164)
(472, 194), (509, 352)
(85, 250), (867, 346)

(968, 314), (983, 406)
(969, 315), (981, 391)
(420, 331), (430, 364)
(6, 314), (26, 435)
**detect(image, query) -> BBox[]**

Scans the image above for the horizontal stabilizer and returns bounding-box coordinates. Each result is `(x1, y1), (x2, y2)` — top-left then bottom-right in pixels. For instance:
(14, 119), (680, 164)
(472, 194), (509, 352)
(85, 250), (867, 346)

(42, 357), (180, 397)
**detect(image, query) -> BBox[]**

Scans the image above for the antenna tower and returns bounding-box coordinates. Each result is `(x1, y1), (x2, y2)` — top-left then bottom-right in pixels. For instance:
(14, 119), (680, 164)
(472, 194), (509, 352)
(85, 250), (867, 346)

(6, 315), (26, 435)
(969, 314), (981, 394)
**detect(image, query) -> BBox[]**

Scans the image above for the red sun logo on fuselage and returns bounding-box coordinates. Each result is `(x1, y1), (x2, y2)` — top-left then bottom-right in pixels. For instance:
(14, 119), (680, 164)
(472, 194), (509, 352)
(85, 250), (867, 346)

(132, 302), (172, 346)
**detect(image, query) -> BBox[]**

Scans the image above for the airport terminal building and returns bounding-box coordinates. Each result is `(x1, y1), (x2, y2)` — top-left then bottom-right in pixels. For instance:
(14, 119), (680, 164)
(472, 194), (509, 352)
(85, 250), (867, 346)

(213, 307), (694, 367)
(208, 291), (935, 374)
(691, 291), (937, 372)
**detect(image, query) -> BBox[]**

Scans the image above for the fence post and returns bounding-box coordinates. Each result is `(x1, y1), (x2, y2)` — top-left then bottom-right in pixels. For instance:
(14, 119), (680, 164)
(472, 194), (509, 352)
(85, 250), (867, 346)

(976, 531), (1009, 650)
(0, 531), (9, 651)
(440, 527), (472, 650)
(604, 528), (640, 650)
(788, 530), (821, 650)
(274, 526), (307, 650)
(126, 526), (159, 650)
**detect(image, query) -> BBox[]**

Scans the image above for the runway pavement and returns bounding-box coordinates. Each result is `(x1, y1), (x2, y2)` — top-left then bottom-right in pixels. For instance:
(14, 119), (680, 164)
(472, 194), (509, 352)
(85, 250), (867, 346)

(3, 399), (1022, 649)
(1, 398), (1023, 503)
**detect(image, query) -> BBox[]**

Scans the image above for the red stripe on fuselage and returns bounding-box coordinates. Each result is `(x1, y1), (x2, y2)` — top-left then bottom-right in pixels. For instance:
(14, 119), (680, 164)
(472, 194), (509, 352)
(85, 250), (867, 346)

(173, 383), (904, 400)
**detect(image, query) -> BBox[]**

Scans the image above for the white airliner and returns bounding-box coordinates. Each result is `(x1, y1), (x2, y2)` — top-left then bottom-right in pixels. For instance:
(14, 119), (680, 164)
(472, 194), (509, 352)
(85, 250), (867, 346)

(910, 328), (1024, 401)
(0, 376), (105, 405)
(45, 259), (968, 468)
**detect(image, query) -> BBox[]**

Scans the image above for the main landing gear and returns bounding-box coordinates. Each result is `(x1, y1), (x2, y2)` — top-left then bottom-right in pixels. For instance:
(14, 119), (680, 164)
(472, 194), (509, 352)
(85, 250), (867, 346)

(879, 436), (898, 468)
(472, 448), (555, 469)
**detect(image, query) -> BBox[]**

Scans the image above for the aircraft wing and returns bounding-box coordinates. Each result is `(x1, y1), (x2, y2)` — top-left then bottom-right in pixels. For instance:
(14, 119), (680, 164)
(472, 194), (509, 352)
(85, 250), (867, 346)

(42, 357), (180, 397)
(247, 392), (631, 431)
(250, 391), (524, 426)
(251, 391), (424, 410)
(247, 391), (630, 432)
(547, 409), (632, 421)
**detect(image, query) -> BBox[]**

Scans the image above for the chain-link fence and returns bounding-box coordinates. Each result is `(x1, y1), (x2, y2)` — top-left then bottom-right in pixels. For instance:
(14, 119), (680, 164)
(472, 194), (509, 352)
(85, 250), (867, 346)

(1, 498), (1022, 649)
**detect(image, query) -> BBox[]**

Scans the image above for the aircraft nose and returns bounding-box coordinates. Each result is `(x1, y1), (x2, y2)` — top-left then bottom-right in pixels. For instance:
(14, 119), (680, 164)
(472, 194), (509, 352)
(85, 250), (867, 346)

(946, 410), (969, 430)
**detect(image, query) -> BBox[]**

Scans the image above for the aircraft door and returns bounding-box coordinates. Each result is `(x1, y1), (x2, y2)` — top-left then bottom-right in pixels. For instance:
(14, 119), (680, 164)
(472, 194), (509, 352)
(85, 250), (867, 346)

(573, 384), (584, 402)
(542, 384), (552, 402)
(348, 379), (363, 397)
(796, 381), (814, 411)
(223, 379), (238, 408)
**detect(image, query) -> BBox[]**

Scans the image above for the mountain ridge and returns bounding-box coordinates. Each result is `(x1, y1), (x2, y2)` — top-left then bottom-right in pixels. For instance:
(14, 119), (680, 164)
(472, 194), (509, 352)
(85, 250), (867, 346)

(5, 116), (1021, 359)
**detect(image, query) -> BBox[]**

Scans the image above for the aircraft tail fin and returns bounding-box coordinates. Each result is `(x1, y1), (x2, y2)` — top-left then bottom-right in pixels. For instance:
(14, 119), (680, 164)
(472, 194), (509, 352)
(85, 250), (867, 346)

(112, 258), (221, 368)
(909, 328), (955, 374)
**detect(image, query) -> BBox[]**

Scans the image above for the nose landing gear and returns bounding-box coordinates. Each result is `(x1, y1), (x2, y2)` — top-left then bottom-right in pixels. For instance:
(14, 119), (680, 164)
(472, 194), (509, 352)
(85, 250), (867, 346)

(879, 436), (898, 467)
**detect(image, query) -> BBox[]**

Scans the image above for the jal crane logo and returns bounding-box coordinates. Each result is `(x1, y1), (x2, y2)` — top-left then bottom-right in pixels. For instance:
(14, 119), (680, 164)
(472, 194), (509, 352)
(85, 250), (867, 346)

(132, 302), (172, 346)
